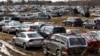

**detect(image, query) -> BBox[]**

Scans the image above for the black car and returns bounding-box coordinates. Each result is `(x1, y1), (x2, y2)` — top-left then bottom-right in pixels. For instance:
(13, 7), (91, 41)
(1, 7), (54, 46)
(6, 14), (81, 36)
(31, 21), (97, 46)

(63, 17), (83, 27)
(38, 25), (66, 38)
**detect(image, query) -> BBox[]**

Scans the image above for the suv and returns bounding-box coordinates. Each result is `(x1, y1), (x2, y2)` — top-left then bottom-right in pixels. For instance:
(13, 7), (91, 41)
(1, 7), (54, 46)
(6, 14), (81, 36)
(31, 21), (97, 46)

(43, 33), (88, 56)
(63, 17), (83, 27)
(38, 25), (66, 38)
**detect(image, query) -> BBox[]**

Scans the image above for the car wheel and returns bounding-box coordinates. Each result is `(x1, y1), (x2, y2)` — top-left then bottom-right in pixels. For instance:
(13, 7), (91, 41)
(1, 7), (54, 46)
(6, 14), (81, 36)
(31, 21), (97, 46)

(43, 45), (49, 56)
(1, 29), (4, 32)
(83, 25), (86, 28)
(56, 50), (62, 56)
(13, 39), (17, 45)
(72, 24), (75, 27)
(7, 30), (10, 34)
(92, 26), (95, 29)
(23, 43), (28, 50)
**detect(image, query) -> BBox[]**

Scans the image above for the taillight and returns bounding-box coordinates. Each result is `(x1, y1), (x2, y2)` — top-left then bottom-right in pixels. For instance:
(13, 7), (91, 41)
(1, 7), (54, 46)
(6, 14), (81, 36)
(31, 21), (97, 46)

(51, 33), (54, 36)
(64, 47), (68, 53)
(41, 39), (44, 41)
(10, 27), (15, 29)
(29, 29), (32, 31)
(28, 39), (34, 42)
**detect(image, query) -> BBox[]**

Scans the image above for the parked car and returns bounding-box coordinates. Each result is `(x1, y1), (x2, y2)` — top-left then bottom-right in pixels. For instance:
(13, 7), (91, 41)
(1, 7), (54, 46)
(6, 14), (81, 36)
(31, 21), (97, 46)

(83, 19), (96, 29)
(38, 25), (66, 38)
(81, 31), (100, 51)
(2, 21), (21, 33)
(34, 12), (51, 20)
(76, 6), (90, 17)
(43, 33), (88, 56)
(0, 20), (10, 30)
(66, 29), (83, 35)
(12, 31), (44, 49)
(63, 17), (83, 27)
(33, 22), (46, 28)
(91, 12), (100, 17)
(17, 22), (38, 32)
(83, 19), (100, 29)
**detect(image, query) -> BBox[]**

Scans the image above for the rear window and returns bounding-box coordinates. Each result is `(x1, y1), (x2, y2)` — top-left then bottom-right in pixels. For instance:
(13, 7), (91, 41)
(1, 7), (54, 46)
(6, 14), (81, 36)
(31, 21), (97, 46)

(27, 33), (41, 38)
(11, 17), (20, 21)
(53, 27), (66, 33)
(30, 26), (39, 30)
(69, 38), (86, 46)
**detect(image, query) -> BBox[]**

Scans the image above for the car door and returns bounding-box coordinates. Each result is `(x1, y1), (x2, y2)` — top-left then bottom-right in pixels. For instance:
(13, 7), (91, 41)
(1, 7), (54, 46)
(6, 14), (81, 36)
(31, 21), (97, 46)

(47, 35), (61, 53)
(2, 23), (9, 31)
(15, 33), (26, 45)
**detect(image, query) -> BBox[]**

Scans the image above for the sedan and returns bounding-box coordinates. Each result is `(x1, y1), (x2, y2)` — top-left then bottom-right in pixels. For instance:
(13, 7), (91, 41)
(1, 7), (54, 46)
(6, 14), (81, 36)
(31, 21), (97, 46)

(12, 31), (44, 49)
(18, 22), (39, 32)
(83, 19), (100, 29)
(2, 21), (21, 33)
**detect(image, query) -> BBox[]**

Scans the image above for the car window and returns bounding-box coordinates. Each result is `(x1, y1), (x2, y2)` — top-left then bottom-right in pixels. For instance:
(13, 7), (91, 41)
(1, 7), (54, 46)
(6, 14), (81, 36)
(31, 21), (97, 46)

(69, 38), (86, 46)
(55, 35), (61, 42)
(62, 37), (67, 43)
(53, 27), (66, 33)
(71, 30), (82, 34)
(16, 33), (26, 38)
(20, 33), (26, 38)
(16, 33), (22, 37)
(27, 33), (41, 38)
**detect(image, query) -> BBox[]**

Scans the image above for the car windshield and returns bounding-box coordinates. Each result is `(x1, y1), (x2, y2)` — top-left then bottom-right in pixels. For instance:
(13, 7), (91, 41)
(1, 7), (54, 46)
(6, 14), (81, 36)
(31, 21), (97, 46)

(69, 38), (86, 46)
(30, 26), (39, 30)
(71, 30), (82, 34)
(53, 27), (66, 33)
(27, 33), (41, 38)
(11, 22), (21, 26)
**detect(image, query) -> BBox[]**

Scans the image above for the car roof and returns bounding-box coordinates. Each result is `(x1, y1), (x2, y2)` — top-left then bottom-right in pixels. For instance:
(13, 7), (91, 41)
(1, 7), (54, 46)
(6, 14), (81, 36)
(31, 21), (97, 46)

(43, 25), (64, 28)
(54, 33), (83, 39)
(21, 31), (38, 34)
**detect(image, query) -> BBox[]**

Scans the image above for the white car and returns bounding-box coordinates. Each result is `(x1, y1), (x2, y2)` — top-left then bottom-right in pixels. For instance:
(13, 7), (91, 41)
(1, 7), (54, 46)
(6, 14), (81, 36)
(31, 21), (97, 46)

(18, 22), (38, 32)
(12, 31), (44, 49)
(2, 21), (21, 33)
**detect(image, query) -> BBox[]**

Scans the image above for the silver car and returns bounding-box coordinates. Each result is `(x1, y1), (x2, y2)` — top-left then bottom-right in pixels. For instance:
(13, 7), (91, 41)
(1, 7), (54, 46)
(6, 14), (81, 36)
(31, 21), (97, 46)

(18, 22), (39, 32)
(12, 31), (44, 49)
(2, 21), (21, 33)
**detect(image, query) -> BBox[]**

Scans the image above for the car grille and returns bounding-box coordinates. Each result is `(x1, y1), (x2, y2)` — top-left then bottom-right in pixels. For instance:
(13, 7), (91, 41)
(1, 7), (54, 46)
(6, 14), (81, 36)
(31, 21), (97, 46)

(68, 47), (86, 54)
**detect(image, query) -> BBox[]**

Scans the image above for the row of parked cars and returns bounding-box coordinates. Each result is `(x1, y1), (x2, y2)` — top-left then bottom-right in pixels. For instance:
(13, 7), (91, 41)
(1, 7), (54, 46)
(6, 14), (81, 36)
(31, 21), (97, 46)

(0, 15), (100, 56)
(63, 17), (100, 30)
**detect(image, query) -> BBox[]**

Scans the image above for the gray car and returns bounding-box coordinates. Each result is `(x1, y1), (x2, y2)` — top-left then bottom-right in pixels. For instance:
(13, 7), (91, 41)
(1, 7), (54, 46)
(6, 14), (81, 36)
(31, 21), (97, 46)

(83, 19), (95, 29)
(2, 21), (21, 33)
(12, 31), (44, 49)
(43, 33), (88, 56)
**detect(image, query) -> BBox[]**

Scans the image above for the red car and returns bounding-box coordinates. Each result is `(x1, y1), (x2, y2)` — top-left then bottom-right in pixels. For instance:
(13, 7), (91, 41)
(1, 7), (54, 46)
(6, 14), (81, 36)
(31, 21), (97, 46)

(81, 32), (100, 51)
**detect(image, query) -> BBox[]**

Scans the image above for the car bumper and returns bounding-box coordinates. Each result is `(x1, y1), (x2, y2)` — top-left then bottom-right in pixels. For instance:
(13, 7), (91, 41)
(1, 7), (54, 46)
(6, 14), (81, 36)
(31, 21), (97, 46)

(26, 42), (43, 47)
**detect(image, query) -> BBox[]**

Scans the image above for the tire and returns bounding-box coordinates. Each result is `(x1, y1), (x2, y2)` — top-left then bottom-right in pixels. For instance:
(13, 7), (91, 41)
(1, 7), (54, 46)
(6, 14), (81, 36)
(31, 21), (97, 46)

(83, 25), (86, 28)
(2, 29), (4, 32)
(92, 26), (95, 29)
(43, 45), (49, 56)
(7, 30), (10, 34)
(72, 24), (75, 27)
(13, 39), (17, 45)
(23, 43), (28, 50)
(56, 50), (62, 56)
